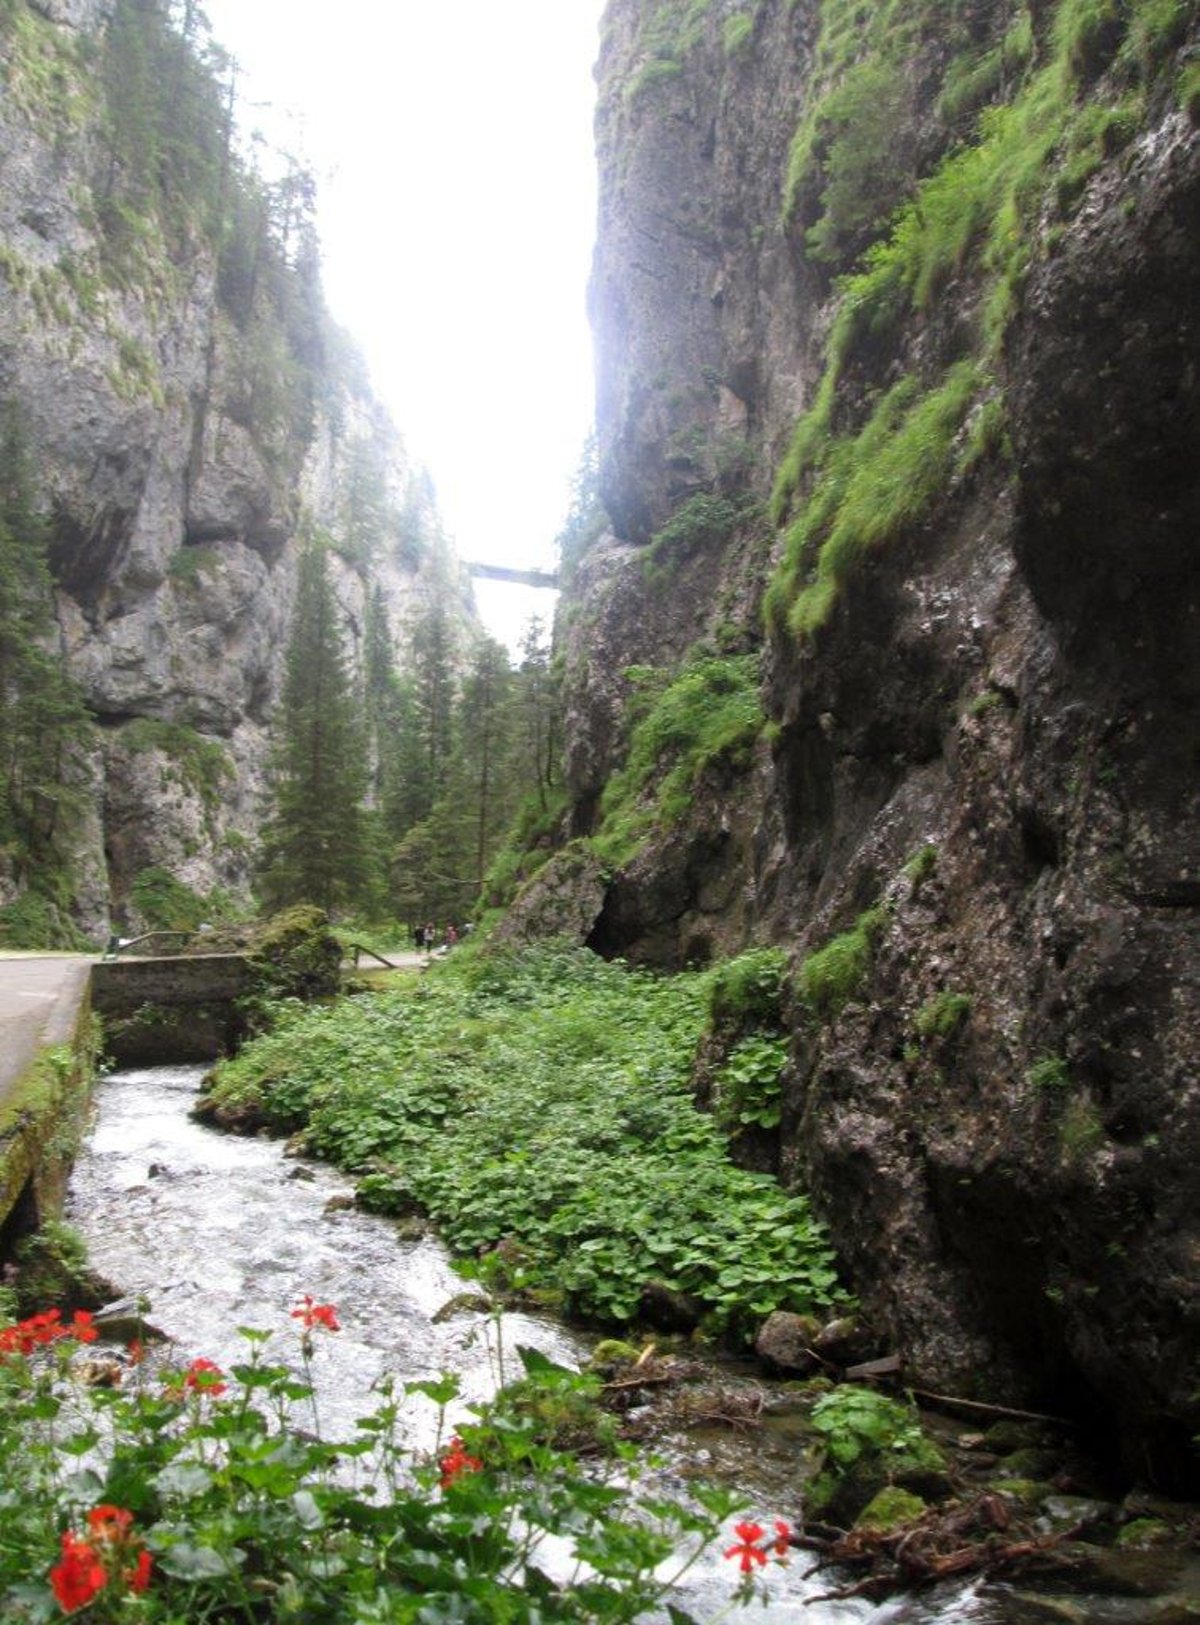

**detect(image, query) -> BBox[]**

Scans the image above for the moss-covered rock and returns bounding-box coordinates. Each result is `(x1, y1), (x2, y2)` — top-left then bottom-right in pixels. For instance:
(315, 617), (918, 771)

(244, 906), (342, 1001)
(854, 1485), (928, 1531)
(1116, 1518), (1178, 1550)
(1000, 1446), (1063, 1480)
(12, 1221), (116, 1318)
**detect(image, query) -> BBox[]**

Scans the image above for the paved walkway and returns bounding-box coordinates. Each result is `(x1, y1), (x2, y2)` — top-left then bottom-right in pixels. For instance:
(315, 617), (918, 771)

(0, 953), (93, 1114)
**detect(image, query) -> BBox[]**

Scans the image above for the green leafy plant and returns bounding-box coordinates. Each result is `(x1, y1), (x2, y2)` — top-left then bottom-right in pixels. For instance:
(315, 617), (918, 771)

(202, 947), (846, 1341)
(708, 947), (789, 1027)
(594, 652), (764, 867)
(810, 1385), (928, 1469)
(714, 1032), (789, 1131)
(0, 1297), (794, 1621)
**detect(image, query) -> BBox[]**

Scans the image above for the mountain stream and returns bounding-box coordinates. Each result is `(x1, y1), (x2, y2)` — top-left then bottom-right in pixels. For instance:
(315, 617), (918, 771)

(66, 1064), (1162, 1624)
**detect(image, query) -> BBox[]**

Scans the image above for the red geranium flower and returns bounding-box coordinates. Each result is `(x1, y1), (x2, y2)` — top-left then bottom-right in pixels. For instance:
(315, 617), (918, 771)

(773, 1518), (792, 1555)
(49, 1531), (107, 1614)
(166, 1357), (227, 1399)
(69, 1309), (98, 1344)
(50, 1507), (151, 1612)
(291, 1294), (340, 1332)
(439, 1434), (483, 1488)
(126, 1548), (153, 1593)
(0, 1307), (98, 1357)
(86, 1505), (134, 1540)
(723, 1520), (769, 1574)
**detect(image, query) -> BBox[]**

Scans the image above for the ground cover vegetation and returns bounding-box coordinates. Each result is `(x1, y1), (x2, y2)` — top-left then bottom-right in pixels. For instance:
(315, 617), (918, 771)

(765, 0), (1198, 641)
(0, 1291), (805, 1621)
(201, 945), (845, 1339)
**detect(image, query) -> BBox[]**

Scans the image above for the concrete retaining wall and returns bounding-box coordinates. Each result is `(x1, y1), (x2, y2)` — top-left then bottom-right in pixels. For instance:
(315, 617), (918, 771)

(90, 954), (257, 1065)
(0, 963), (95, 1248)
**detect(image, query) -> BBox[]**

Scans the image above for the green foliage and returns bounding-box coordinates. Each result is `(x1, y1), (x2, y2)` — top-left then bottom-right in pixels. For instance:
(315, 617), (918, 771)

(0, 406), (92, 917)
(555, 433), (606, 586)
(708, 947), (788, 1028)
(902, 844), (938, 887)
(767, 361), (980, 638)
(1054, 0), (1126, 83)
(11, 1220), (91, 1317)
(642, 492), (756, 582)
(258, 541), (371, 915)
(1060, 1097), (1105, 1159)
(127, 867), (210, 933)
(1178, 57), (1200, 119)
(937, 12), (1036, 125)
(810, 1385), (929, 1469)
(594, 652), (763, 867)
(0, 1307), (757, 1621)
(0, 890), (88, 949)
(205, 947), (846, 1339)
(723, 12), (754, 53)
(790, 59), (912, 263)
(913, 990), (972, 1040)
(166, 544), (219, 586)
(119, 719), (232, 812)
(797, 907), (887, 1020)
(1027, 1054), (1071, 1092)
(626, 0), (712, 102)
(768, 0), (1194, 648)
(247, 905), (343, 1003)
(713, 1032), (789, 1132)
(807, 1384), (945, 1516)
(480, 784), (568, 910)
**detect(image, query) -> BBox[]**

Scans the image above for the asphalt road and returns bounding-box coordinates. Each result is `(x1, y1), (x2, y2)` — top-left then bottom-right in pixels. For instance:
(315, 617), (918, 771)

(0, 954), (93, 1112)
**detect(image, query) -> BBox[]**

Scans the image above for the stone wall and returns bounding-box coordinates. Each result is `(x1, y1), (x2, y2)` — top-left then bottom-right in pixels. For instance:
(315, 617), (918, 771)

(90, 954), (257, 1064)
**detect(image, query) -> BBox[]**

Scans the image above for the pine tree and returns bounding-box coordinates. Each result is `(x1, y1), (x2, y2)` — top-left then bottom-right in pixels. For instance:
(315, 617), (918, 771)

(516, 616), (559, 813)
(458, 636), (516, 888)
(405, 539), (460, 822)
(258, 540), (370, 914)
(0, 409), (91, 903)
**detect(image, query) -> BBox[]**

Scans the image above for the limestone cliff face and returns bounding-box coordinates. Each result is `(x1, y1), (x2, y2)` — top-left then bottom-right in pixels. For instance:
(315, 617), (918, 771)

(557, 0), (1200, 1486)
(0, 0), (456, 933)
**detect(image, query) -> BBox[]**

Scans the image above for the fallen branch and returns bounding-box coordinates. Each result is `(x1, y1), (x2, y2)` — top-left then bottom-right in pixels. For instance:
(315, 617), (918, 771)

(909, 1389), (1074, 1428)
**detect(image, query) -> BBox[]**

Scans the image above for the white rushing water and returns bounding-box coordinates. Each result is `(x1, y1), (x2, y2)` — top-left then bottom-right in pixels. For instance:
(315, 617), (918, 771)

(63, 1065), (1089, 1624)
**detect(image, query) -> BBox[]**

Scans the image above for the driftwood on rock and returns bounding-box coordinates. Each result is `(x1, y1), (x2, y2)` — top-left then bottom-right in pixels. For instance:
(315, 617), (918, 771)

(797, 1494), (1087, 1603)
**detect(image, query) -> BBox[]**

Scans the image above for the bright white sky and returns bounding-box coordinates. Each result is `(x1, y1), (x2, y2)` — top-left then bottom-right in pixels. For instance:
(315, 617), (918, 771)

(203, 0), (605, 654)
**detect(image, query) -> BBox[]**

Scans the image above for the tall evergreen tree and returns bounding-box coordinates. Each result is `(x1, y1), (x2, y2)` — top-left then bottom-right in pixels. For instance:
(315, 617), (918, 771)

(516, 616), (559, 813)
(405, 538), (460, 822)
(457, 636), (516, 889)
(0, 410), (91, 900)
(258, 540), (369, 914)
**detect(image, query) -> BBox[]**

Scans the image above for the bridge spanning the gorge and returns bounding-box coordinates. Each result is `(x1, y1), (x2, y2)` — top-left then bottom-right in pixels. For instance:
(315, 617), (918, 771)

(466, 562), (559, 591)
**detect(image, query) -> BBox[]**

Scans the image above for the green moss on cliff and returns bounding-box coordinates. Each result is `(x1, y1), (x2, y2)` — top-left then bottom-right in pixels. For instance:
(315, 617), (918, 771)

(768, 0), (1193, 643)
(797, 907), (887, 1020)
(119, 719), (233, 813)
(593, 652), (763, 868)
(626, 0), (713, 101)
(766, 360), (980, 638)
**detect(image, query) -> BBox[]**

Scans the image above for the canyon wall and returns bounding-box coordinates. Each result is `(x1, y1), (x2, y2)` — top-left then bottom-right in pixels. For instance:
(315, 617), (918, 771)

(540, 0), (1200, 1486)
(0, 0), (461, 935)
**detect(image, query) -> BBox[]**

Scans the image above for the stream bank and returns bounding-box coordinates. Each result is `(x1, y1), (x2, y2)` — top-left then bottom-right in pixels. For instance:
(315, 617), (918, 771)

(57, 1061), (1200, 1623)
